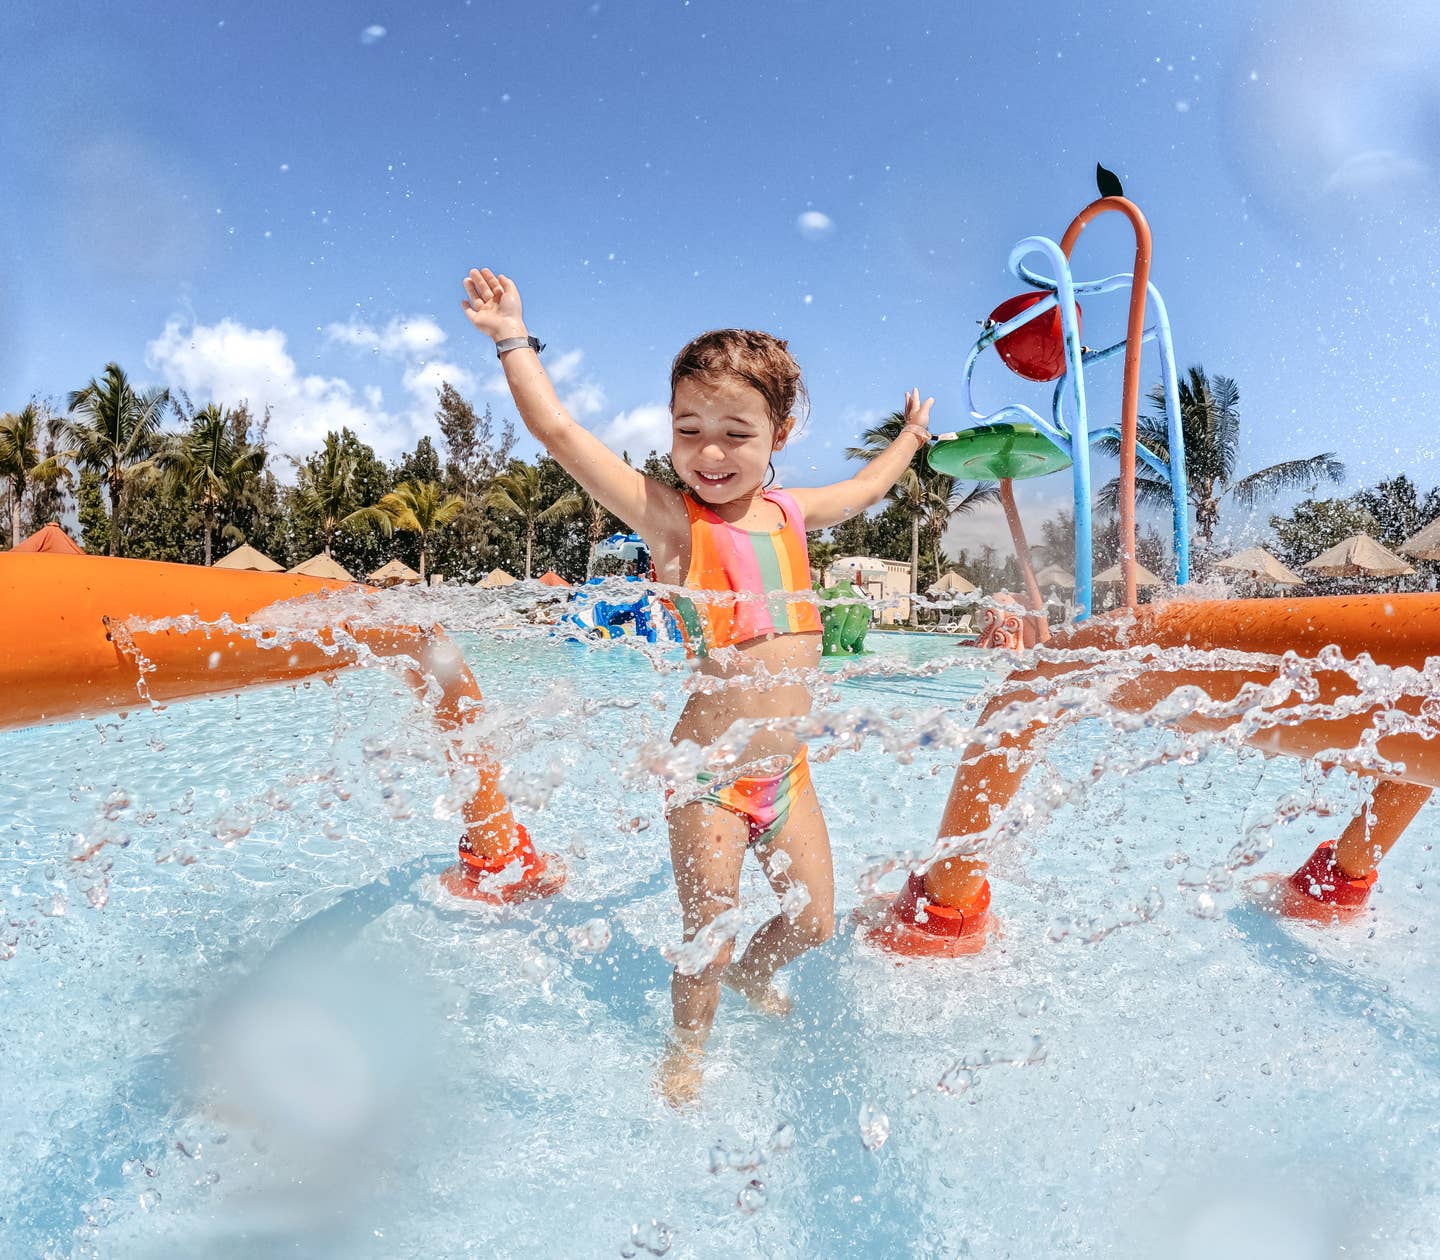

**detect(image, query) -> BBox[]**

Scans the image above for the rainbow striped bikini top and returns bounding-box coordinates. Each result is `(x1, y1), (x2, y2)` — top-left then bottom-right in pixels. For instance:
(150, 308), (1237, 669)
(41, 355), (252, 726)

(669, 489), (822, 654)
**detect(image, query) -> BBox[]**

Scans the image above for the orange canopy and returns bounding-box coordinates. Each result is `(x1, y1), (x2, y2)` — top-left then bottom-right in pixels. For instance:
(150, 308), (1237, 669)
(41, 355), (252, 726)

(537, 570), (571, 588)
(13, 523), (83, 554)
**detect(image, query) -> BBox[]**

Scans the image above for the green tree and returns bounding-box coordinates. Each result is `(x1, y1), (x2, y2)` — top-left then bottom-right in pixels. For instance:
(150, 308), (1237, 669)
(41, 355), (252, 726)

(845, 411), (953, 623)
(1268, 497), (1379, 569)
(76, 470), (110, 554)
(61, 363), (171, 555)
(1351, 475), (1440, 548)
(436, 386), (515, 501)
(378, 480), (465, 581)
(292, 430), (393, 560)
(483, 460), (583, 579)
(0, 403), (69, 547)
(917, 471), (1000, 592)
(157, 403), (267, 565)
(394, 435), (444, 488)
(827, 511), (874, 558)
(1096, 366), (1345, 551)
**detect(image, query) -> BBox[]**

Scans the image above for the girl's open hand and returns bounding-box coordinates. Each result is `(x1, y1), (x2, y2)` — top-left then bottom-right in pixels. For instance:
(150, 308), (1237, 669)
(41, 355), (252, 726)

(461, 267), (527, 341)
(902, 387), (934, 439)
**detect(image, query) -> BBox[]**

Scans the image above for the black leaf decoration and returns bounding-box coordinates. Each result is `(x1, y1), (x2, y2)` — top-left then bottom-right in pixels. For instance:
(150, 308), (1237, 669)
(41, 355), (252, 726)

(1096, 163), (1124, 199)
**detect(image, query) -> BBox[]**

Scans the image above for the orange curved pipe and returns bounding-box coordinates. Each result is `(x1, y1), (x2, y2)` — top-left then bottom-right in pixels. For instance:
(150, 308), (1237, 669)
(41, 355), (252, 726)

(0, 552), (557, 898)
(918, 593), (1440, 922)
(997, 478), (1049, 643)
(1060, 196), (1153, 610)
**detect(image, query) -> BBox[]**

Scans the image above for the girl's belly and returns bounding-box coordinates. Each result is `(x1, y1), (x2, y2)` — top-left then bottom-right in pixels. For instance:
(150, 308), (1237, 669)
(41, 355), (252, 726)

(670, 631), (822, 765)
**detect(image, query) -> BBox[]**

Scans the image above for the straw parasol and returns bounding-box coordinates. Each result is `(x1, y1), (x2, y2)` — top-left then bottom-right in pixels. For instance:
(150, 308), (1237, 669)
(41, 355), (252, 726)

(289, 553), (355, 581)
(1399, 517), (1440, 562)
(368, 558), (422, 586)
(13, 523), (83, 554)
(214, 543), (283, 572)
(479, 567), (517, 588)
(1213, 546), (1304, 586)
(1033, 563), (1074, 588)
(1302, 532), (1414, 578)
(1093, 560), (1164, 587)
(927, 570), (977, 596)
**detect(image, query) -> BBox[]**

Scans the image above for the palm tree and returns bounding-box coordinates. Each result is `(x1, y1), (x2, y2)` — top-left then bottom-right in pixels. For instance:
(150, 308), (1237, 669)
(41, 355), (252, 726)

(292, 432), (392, 556)
(0, 404), (69, 547)
(919, 470), (1001, 585)
(378, 480), (465, 581)
(61, 363), (170, 556)
(577, 486), (623, 580)
(1097, 366), (1345, 551)
(157, 404), (267, 565)
(847, 412), (998, 624)
(483, 463), (582, 579)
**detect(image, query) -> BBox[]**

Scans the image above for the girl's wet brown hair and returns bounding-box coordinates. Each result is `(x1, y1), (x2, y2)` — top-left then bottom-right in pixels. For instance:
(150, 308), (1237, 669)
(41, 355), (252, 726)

(669, 329), (809, 434)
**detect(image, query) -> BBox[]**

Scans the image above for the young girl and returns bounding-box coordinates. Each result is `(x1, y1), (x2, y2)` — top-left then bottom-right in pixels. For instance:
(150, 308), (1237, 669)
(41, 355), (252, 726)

(461, 268), (933, 1103)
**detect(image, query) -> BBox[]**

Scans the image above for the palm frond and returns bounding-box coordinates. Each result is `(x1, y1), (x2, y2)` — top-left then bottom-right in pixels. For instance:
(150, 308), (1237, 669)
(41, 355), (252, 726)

(1228, 454), (1345, 509)
(1096, 472), (1175, 514)
(538, 490), (583, 522)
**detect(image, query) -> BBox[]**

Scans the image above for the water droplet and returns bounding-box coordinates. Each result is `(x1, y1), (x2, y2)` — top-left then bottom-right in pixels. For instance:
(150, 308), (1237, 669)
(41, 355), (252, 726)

(858, 1101), (889, 1151)
(568, 917), (611, 952)
(625, 1219), (673, 1255)
(736, 1178), (767, 1214)
(138, 1189), (161, 1212)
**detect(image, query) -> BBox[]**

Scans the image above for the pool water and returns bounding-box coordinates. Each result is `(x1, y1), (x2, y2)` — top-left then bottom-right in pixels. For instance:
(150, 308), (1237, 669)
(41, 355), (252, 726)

(1, 617), (1436, 1258)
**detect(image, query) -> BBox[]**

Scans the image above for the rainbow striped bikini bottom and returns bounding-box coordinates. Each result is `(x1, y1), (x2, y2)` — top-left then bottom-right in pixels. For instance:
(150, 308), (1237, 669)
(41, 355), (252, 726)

(680, 745), (811, 848)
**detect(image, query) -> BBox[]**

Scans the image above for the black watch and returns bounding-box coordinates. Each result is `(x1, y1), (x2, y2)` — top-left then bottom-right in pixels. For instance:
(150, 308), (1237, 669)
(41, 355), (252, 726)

(495, 336), (544, 358)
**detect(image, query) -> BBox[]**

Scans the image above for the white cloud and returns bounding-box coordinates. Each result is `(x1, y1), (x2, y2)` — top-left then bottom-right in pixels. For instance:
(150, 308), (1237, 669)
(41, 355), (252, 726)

(360, 24), (386, 44)
(563, 381), (607, 420)
(324, 315), (447, 358)
(146, 316), (478, 468)
(797, 210), (835, 239)
(597, 404), (671, 458)
(546, 348), (585, 385)
(403, 357), (475, 401)
(1323, 149), (1428, 194)
(147, 318), (391, 460)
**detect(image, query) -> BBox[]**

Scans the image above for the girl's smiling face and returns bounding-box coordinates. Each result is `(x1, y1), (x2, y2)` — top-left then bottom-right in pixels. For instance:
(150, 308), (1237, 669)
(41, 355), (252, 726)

(670, 376), (791, 505)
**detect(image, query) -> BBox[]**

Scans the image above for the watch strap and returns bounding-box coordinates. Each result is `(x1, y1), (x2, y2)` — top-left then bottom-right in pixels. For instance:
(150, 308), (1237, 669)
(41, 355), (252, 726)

(495, 336), (544, 358)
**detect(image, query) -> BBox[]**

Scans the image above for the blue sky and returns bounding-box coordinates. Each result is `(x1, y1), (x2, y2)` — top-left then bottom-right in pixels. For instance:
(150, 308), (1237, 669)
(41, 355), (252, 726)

(4, 0), (1439, 553)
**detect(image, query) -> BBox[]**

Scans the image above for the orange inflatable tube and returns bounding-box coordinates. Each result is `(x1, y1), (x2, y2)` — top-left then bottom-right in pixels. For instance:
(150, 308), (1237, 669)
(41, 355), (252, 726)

(0, 551), (561, 903)
(865, 593), (1440, 954)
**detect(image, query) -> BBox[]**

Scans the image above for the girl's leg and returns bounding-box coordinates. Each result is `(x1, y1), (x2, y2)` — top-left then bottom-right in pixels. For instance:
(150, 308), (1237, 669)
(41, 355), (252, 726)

(667, 799), (749, 1039)
(726, 777), (835, 1002)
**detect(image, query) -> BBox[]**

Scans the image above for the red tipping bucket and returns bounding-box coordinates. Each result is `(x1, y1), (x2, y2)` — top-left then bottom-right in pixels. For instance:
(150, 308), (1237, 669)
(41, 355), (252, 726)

(989, 292), (1079, 383)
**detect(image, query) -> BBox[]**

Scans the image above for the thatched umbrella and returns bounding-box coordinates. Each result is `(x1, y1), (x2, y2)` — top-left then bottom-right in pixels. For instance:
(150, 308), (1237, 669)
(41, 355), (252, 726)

(289, 553), (355, 581)
(214, 543), (284, 572)
(479, 568), (518, 588)
(1032, 563), (1074, 589)
(1093, 560), (1163, 587)
(927, 570), (977, 596)
(1302, 533), (1414, 578)
(1213, 546), (1304, 586)
(1399, 517), (1440, 562)
(368, 558), (422, 586)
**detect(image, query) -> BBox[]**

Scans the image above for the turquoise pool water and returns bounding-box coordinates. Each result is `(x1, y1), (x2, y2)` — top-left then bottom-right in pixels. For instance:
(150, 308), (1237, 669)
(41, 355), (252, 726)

(1, 617), (1436, 1257)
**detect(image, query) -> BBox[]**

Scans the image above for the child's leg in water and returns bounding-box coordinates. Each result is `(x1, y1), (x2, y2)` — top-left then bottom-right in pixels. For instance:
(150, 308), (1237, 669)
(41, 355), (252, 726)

(725, 778), (835, 1009)
(660, 799), (749, 1104)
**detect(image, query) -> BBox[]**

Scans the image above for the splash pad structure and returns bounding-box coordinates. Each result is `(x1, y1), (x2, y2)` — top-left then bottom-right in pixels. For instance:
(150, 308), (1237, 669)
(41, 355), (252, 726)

(864, 189), (1438, 956)
(0, 551), (564, 905)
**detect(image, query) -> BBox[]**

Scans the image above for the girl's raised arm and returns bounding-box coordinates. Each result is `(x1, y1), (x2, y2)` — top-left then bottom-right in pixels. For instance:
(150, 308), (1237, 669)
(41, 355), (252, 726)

(461, 268), (684, 539)
(788, 390), (933, 530)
